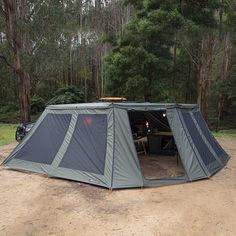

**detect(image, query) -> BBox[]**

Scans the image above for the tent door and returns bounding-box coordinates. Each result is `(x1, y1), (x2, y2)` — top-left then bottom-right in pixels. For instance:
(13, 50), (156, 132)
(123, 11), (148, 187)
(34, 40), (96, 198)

(127, 110), (186, 184)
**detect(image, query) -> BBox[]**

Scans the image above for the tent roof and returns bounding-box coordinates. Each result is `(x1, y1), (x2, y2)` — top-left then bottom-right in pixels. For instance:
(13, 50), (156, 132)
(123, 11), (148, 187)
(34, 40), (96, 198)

(47, 102), (198, 110)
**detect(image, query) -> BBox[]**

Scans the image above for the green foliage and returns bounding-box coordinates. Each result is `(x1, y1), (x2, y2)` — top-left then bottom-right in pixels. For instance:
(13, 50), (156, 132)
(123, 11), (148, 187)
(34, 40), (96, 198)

(180, 0), (220, 28)
(104, 0), (220, 102)
(47, 86), (85, 105)
(0, 63), (17, 106)
(31, 95), (45, 115)
(223, 65), (236, 106)
(105, 2), (178, 100)
(0, 105), (19, 123)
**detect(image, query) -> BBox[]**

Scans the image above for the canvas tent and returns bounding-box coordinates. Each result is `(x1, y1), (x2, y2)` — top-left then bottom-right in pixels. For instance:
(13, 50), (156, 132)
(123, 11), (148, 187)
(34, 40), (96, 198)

(2, 103), (229, 189)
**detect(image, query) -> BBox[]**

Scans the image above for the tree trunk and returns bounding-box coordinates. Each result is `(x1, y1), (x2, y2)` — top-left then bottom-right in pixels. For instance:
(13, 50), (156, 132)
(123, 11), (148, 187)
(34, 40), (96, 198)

(185, 59), (191, 103)
(216, 33), (231, 131)
(172, 32), (177, 101)
(96, 49), (101, 97)
(18, 70), (31, 122)
(197, 35), (216, 120)
(2, 0), (31, 123)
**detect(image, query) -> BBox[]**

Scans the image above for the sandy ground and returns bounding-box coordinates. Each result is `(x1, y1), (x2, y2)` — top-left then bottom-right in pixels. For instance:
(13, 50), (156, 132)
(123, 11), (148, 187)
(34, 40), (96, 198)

(0, 138), (236, 236)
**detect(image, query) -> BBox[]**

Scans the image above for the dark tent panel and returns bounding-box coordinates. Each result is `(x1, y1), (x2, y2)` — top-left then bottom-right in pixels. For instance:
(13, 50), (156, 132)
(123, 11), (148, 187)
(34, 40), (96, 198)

(1, 102), (229, 189)
(181, 112), (222, 175)
(14, 113), (71, 165)
(59, 114), (108, 174)
(182, 113), (217, 166)
(193, 111), (229, 165)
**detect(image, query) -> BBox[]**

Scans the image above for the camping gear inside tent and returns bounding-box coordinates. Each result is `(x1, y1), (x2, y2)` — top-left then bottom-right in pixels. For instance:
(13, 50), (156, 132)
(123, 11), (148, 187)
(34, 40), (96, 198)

(2, 103), (229, 189)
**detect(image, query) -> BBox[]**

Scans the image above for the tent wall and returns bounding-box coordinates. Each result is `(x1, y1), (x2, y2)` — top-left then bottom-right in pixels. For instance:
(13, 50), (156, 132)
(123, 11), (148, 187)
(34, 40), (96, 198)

(3, 107), (145, 189)
(181, 111), (221, 175)
(192, 111), (229, 165)
(112, 109), (144, 188)
(3, 108), (115, 188)
(167, 108), (229, 180)
(50, 109), (114, 188)
(167, 108), (208, 180)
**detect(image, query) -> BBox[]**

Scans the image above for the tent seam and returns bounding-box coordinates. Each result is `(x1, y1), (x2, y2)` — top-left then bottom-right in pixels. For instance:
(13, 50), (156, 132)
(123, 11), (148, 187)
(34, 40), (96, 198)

(110, 107), (116, 189)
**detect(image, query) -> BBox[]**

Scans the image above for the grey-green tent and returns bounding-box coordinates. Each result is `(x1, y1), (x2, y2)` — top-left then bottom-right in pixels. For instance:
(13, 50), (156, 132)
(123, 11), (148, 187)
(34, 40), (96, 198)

(2, 103), (229, 189)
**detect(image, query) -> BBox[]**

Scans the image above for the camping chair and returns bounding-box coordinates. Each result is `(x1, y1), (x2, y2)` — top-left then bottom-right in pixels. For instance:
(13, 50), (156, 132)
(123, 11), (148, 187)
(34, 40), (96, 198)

(134, 137), (147, 156)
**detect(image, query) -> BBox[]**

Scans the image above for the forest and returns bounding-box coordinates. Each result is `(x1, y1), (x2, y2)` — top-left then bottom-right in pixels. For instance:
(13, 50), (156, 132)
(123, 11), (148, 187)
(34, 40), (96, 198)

(0, 0), (236, 130)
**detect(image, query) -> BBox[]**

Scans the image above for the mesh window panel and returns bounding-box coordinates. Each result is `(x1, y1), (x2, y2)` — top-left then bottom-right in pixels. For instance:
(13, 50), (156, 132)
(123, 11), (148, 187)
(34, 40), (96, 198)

(193, 111), (227, 162)
(15, 113), (72, 164)
(182, 112), (216, 167)
(59, 114), (107, 175)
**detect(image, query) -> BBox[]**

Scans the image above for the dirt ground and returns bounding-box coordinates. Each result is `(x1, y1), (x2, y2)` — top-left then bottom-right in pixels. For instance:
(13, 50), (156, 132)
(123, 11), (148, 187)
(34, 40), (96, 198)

(0, 138), (236, 236)
(139, 154), (184, 179)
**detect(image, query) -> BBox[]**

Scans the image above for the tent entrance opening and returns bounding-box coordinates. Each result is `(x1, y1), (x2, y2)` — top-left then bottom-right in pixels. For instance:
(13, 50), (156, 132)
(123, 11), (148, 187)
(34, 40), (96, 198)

(128, 110), (185, 179)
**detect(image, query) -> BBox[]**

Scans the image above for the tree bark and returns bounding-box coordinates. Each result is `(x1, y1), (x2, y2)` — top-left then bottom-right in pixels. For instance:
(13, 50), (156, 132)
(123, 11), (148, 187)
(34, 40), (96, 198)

(172, 32), (177, 101)
(2, 0), (31, 123)
(197, 35), (216, 120)
(185, 59), (191, 103)
(216, 33), (231, 131)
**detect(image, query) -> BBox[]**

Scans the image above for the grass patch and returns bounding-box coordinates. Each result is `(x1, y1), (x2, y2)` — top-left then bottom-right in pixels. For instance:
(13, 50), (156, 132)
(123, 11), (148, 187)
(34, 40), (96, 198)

(212, 129), (236, 139)
(0, 123), (18, 146)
